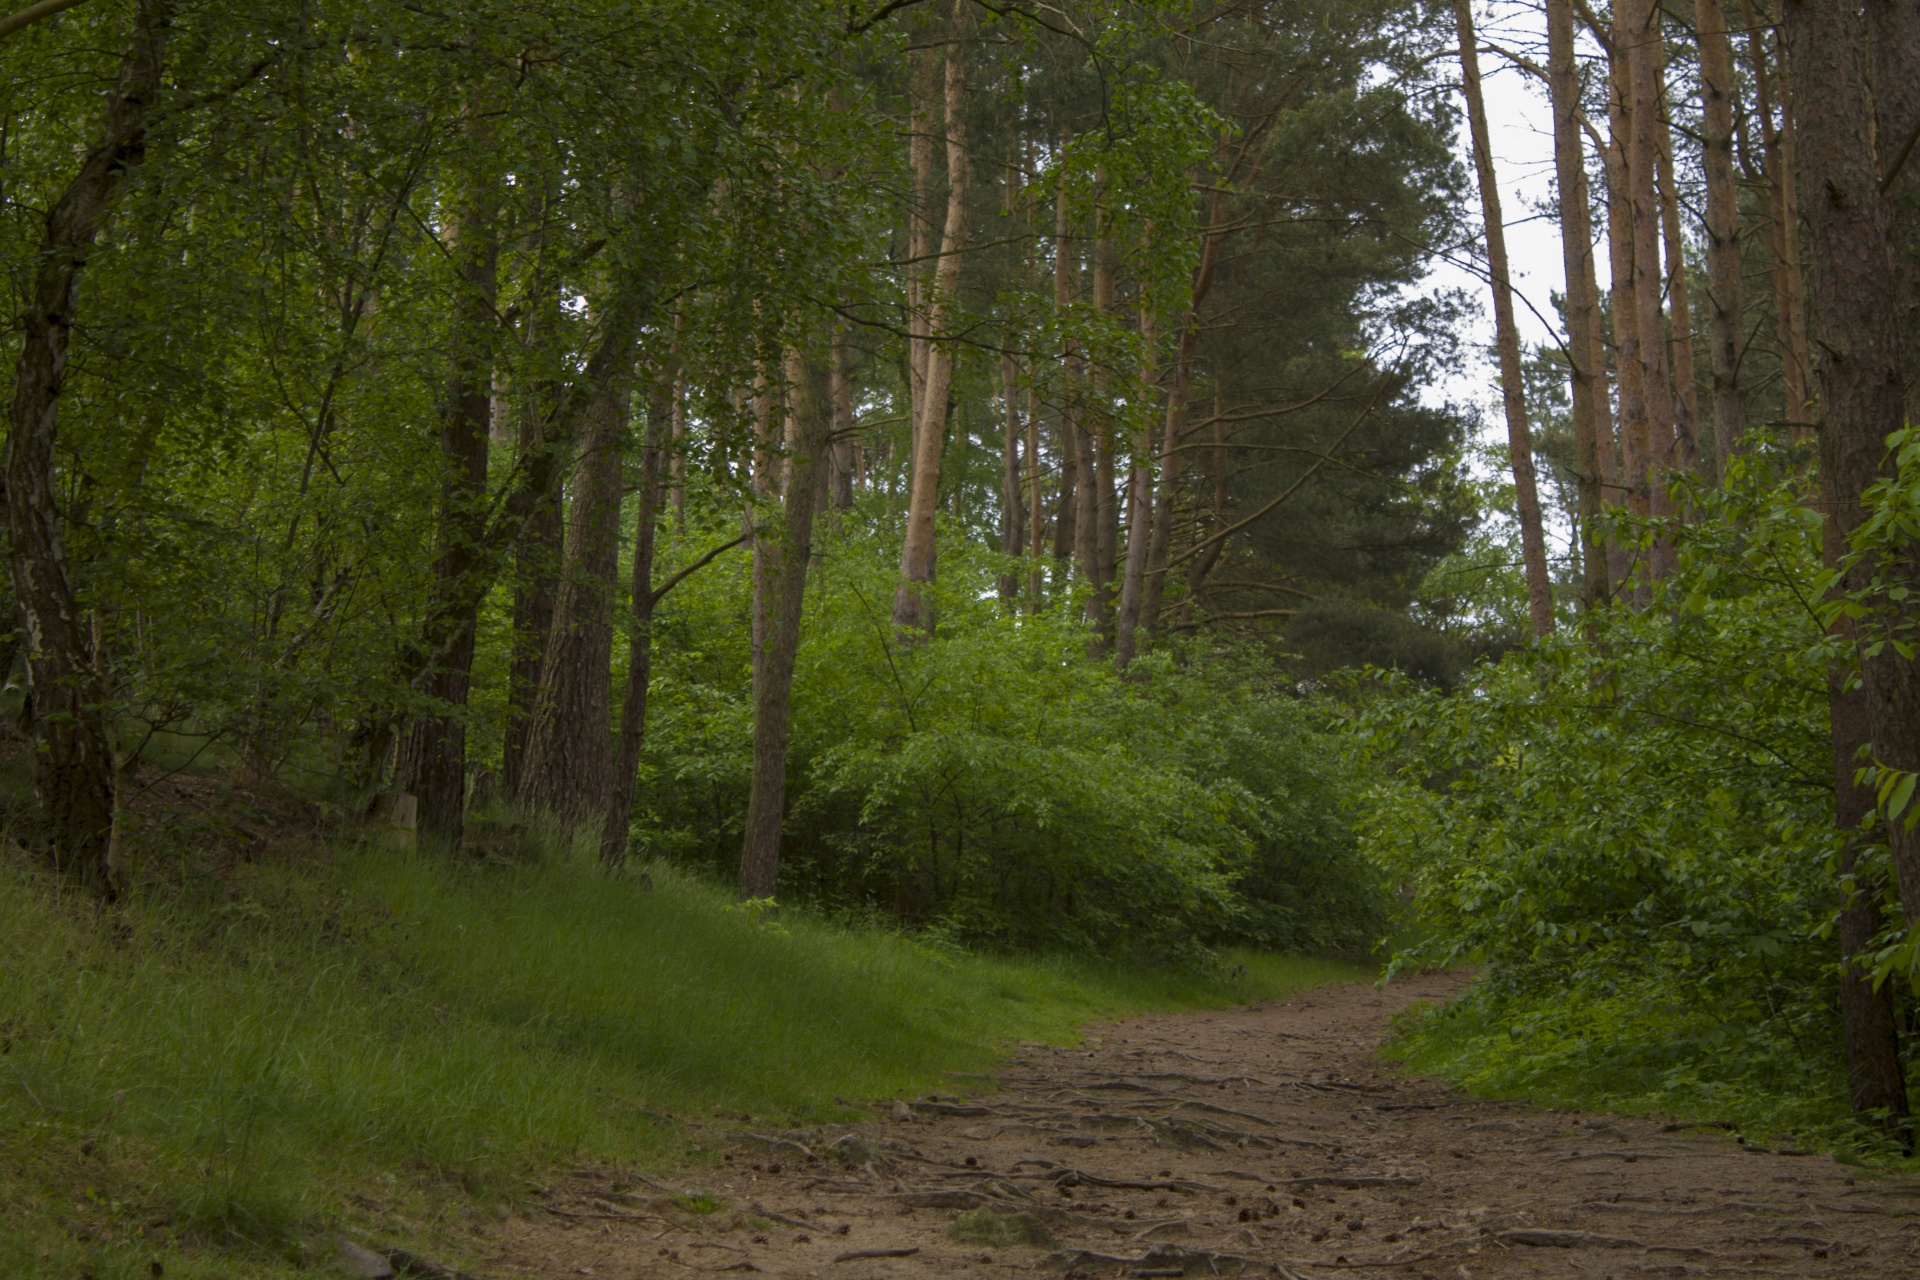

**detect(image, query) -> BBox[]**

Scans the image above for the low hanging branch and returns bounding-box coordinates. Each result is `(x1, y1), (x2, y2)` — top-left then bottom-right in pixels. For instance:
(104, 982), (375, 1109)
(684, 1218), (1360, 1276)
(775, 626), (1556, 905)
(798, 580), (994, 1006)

(0, 0), (92, 43)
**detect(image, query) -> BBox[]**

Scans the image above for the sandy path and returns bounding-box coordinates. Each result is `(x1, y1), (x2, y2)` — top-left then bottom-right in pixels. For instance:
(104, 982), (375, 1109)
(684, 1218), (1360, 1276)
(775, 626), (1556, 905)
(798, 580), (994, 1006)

(485, 972), (1918, 1279)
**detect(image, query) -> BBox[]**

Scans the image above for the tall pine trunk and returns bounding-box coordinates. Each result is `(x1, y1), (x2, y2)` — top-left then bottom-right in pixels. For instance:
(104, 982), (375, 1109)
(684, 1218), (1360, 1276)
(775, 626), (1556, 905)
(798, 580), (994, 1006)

(1652, 33), (1700, 469)
(1744, 6), (1812, 432)
(1623, 0), (1680, 539)
(6, 0), (169, 894)
(1547, 0), (1612, 608)
(1781, 0), (1920, 924)
(893, 0), (969, 637)
(1868, 0), (1920, 426)
(1697, 0), (1747, 475)
(1455, 0), (1554, 636)
(738, 352), (833, 900)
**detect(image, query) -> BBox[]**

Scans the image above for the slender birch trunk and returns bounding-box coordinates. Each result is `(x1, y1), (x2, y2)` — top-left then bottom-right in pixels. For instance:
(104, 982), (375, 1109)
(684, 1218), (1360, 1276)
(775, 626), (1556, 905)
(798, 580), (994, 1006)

(892, 0), (969, 637)
(1455, 0), (1555, 636)
(1697, 0), (1748, 475)
(738, 351), (833, 901)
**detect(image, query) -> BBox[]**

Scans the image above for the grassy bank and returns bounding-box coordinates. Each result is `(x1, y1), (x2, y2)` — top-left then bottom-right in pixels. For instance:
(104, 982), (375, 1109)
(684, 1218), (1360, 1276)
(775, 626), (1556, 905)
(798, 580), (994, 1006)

(1, 837), (1362, 1280)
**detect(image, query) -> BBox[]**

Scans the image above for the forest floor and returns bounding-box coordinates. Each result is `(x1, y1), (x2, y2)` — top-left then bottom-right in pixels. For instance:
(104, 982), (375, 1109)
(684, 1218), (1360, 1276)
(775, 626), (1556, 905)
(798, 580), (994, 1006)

(470, 971), (1919, 1280)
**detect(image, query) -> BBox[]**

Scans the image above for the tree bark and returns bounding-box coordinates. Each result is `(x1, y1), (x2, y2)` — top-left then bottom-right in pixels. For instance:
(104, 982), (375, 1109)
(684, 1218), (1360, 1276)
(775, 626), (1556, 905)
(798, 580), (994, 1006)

(999, 349), (1024, 597)
(5, 0), (168, 894)
(600, 387), (666, 869)
(1745, 6), (1812, 432)
(1820, 494), (1911, 1129)
(503, 307), (564, 802)
(517, 352), (634, 825)
(1698, 0), (1748, 477)
(1087, 180), (1119, 651)
(1608, 26), (1654, 532)
(892, 0), (968, 638)
(1653, 33), (1700, 470)
(1868, 0), (1920, 425)
(831, 331), (856, 509)
(1186, 390), (1232, 598)
(1455, 0), (1555, 637)
(1782, 0), (1920, 923)
(407, 108), (499, 846)
(738, 351), (833, 901)
(1547, 0), (1612, 609)
(1623, 0), (1680, 531)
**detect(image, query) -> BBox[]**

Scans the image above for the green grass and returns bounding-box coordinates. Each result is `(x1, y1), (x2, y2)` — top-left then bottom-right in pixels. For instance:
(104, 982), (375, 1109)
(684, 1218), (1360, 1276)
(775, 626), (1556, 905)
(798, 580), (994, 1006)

(0, 835), (1364, 1279)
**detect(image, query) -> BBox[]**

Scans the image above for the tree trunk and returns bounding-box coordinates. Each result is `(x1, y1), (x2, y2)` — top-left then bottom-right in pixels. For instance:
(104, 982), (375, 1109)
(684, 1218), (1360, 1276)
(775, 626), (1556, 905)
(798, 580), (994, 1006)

(503, 361), (563, 801)
(738, 351), (833, 901)
(600, 387), (666, 868)
(5, 0), (169, 894)
(1607, 6), (1655, 557)
(999, 350), (1024, 597)
(1782, 0), (1920, 923)
(892, 0), (968, 638)
(518, 356), (634, 825)
(1868, 0), (1920, 426)
(1143, 188), (1229, 637)
(1745, 6), (1812, 432)
(1087, 183), (1119, 651)
(1653, 33), (1700, 470)
(408, 111), (500, 846)
(1623, 0), (1680, 534)
(831, 332), (856, 509)
(1820, 494), (1911, 1130)
(1186, 390), (1232, 598)
(1698, 0), (1747, 477)
(1547, 0), (1612, 609)
(1026, 380), (1044, 603)
(1455, 0), (1555, 637)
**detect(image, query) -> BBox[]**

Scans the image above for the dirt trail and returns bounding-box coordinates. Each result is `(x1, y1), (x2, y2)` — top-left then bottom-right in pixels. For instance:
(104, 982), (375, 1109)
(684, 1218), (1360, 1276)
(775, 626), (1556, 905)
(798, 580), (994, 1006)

(487, 972), (1918, 1279)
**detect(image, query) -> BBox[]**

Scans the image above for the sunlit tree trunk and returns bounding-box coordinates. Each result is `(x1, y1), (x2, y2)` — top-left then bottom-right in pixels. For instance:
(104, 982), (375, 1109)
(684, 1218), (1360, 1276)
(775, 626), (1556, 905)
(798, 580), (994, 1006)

(1698, 0), (1747, 477)
(739, 351), (833, 901)
(600, 387), (666, 868)
(1455, 0), (1554, 636)
(1782, 0), (1920, 925)
(1652, 33), (1699, 471)
(1547, 0), (1612, 609)
(6, 0), (169, 894)
(893, 0), (969, 638)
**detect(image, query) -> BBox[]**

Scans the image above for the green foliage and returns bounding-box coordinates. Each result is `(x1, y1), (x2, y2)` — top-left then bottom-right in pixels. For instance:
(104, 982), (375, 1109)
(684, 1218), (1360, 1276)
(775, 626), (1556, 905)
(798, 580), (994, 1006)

(1353, 457), (1915, 1157)
(0, 836), (1363, 1270)
(629, 510), (1383, 958)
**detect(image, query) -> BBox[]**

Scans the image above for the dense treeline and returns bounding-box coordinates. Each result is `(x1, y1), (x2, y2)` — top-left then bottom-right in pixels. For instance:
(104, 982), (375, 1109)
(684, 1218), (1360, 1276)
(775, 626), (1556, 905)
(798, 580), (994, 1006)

(0, 1), (1465, 950)
(6, 0), (1920, 1162)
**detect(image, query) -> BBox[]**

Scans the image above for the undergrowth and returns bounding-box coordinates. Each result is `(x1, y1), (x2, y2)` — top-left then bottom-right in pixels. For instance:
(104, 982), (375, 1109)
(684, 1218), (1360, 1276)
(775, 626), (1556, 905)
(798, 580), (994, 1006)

(0, 828), (1361, 1279)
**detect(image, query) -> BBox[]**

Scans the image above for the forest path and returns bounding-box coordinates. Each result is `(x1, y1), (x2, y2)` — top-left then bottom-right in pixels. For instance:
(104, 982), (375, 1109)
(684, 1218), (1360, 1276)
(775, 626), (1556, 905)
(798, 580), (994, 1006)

(487, 971), (1917, 1280)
